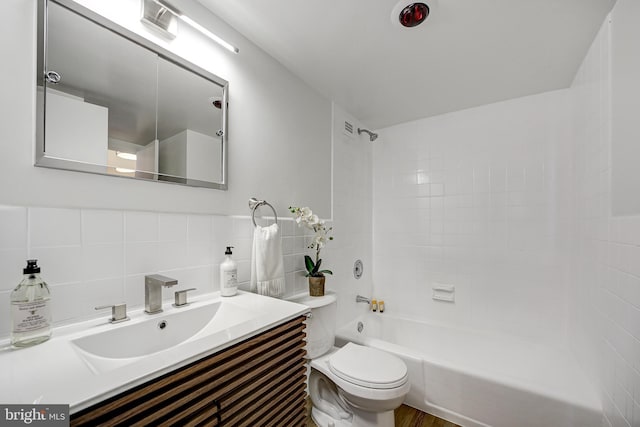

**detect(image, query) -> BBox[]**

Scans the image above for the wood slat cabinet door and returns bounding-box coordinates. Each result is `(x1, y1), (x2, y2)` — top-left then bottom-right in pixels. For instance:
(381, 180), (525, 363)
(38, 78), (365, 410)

(71, 315), (308, 427)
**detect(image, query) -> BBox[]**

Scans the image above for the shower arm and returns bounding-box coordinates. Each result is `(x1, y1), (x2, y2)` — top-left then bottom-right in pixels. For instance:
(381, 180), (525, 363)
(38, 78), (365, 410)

(357, 128), (378, 142)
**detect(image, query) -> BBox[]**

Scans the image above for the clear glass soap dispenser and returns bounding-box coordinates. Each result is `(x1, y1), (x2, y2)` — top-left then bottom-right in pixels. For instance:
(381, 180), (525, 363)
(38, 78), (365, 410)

(10, 260), (52, 347)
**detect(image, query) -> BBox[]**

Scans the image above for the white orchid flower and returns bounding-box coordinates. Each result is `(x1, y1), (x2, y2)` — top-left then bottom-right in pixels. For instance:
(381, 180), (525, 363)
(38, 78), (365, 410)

(300, 207), (312, 219)
(308, 214), (320, 226)
(289, 205), (334, 277)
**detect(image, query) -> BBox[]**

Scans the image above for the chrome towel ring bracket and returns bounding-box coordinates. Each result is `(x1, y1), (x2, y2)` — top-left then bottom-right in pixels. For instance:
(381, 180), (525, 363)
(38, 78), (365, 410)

(248, 197), (278, 227)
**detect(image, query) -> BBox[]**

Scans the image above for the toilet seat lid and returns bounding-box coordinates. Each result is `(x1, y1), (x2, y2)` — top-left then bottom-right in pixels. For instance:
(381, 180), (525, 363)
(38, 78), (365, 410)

(329, 342), (408, 389)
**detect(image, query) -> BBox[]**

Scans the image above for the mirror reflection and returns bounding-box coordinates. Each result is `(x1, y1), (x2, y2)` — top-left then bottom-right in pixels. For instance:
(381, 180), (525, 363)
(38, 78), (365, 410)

(36, 0), (228, 189)
(157, 58), (223, 184)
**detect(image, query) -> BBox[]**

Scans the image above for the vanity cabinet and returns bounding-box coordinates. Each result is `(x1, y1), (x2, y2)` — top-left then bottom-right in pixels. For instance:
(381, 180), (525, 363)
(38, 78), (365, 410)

(71, 316), (308, 426)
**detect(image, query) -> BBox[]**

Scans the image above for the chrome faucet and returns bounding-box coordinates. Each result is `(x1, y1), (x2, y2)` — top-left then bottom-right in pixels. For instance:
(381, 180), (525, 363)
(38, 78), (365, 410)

(356, 295), (371, 304)
(145, 274), (178, 314)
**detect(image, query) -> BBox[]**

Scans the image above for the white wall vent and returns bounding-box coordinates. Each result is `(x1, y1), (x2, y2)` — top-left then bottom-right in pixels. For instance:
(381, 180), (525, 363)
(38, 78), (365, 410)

(343, 120), (355, 139)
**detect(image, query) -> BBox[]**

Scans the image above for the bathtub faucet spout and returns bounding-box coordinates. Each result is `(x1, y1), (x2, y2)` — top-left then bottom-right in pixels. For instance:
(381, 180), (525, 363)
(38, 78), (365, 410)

(356, 295), (371, 304)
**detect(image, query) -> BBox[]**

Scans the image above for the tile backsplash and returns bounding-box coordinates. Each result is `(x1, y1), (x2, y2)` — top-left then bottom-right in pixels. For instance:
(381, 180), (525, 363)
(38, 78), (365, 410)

(0, 206), (313, 338)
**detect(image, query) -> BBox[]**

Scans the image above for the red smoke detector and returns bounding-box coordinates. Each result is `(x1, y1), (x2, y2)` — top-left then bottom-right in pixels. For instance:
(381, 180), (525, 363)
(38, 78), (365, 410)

(399, 3), (430, 28)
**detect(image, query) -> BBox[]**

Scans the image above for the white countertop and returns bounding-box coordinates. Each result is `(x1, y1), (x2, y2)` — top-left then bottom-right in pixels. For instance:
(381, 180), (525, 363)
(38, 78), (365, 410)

(0, 291), (309, 413)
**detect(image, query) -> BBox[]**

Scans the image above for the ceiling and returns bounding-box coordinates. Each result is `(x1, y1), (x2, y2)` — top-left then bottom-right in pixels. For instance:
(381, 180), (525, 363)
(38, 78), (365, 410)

(197, 0), (615, 129)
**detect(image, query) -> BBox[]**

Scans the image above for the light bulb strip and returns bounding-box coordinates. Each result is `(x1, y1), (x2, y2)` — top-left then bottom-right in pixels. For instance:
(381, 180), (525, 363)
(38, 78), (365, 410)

(152, 0), (239, 54)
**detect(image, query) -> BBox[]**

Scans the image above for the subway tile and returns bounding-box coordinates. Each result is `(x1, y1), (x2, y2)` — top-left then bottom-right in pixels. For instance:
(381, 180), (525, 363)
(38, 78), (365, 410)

(0, 249), (29, 292)
(236, 259), (250, 283)
(281, 236), (295, 255)
(158, 241), (189, 270)
(0, 206), (27, 249)
(490, 166), (507, 193)
(237, 238), (255, 260)
(294, 236), (307, 253)
(159, 213), (188, 242)
(284, 254), (296, 274)
(30, 246), (83, 285)
(125, 211), (158, 242)
(125, 241), (159, 275)
(211, 263), (221, 291)
(212, 215), (232, 241)
(124, 274), (145, 309)
(29, 207), (81, 247)
(187, 240), (212, 267)
(49, 282), (85, 323)
(82, 243), (124, 281)
(0, 292), (10, 336)
(82, 209), (123, 245)
(280, 219), (295, 237)
(232, 217), (252, 239)
(187, 214), (211, 242)
(431, 183), (444, 197)
(473, 167), (491, 193)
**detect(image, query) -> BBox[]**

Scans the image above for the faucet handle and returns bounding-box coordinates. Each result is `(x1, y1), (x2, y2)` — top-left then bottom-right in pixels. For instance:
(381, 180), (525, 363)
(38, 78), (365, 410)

(173, 288), (197, 308)
(95, 303), (130, 323)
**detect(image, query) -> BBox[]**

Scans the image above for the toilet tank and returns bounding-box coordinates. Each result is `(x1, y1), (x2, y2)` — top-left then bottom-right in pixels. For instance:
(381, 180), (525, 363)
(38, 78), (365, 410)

(291, 292), (337, 359)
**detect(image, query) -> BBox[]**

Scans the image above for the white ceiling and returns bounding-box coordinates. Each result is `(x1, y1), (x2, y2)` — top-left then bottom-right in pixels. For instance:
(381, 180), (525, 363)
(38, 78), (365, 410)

(196, 0), (615, 129)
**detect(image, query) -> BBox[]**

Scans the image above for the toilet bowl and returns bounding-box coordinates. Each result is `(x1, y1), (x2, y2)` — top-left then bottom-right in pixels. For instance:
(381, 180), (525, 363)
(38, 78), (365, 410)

(291, 292), (410, 427)
(310, 344), (410, 427)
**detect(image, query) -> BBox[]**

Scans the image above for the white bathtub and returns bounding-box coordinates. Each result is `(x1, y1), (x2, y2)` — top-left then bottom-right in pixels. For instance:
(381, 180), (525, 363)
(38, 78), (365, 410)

(335, 314), (601, 427)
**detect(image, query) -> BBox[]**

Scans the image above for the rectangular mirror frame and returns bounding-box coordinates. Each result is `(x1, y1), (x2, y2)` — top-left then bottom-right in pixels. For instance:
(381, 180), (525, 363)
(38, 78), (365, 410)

(35, 0), (229, 190)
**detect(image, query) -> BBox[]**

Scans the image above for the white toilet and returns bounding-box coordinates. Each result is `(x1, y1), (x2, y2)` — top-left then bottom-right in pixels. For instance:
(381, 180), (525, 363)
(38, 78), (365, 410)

(293, 292), (410, 427)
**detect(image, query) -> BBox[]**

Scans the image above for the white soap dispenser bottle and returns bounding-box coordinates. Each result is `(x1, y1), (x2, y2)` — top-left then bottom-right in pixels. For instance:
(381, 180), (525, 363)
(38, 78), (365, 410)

(10, 259), (52, 347)
(220, 246), (238, 296)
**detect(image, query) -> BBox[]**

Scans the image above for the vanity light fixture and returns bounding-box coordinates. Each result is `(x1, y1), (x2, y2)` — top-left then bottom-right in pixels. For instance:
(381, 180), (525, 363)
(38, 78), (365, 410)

(116, 151), (137, 161)
(144, 0), (239, 54)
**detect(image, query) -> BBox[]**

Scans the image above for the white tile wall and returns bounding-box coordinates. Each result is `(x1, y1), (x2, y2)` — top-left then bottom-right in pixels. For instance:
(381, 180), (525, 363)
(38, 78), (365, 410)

(0, 206), (315, 339)
(373, 90), (572, 345)
(569, 7), (640, 427)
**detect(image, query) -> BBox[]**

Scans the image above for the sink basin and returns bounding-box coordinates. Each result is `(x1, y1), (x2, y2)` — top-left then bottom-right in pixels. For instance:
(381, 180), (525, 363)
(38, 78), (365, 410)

(72, 302), (222, 359)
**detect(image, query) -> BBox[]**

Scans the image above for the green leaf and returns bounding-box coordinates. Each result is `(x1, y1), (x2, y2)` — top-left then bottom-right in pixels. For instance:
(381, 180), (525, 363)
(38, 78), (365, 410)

(304, 255), (315, 274)
(318, 270), (333, 275)
(313, 259), (322, 274)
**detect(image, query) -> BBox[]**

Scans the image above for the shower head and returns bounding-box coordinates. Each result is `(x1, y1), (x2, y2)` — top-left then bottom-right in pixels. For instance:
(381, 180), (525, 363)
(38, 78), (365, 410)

(358, 128), (378, 142)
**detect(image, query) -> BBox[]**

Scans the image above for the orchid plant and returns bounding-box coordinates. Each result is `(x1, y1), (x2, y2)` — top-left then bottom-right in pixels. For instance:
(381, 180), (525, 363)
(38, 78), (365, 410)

(289, 206), (333, 277)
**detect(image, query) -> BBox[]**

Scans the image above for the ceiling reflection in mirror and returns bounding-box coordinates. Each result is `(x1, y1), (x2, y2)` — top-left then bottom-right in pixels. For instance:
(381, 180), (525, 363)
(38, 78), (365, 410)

(36, 0), (228, 189)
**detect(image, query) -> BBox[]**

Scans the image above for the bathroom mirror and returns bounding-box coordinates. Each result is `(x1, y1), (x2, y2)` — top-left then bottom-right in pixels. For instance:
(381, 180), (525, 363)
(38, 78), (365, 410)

(35, 0), (228, 189)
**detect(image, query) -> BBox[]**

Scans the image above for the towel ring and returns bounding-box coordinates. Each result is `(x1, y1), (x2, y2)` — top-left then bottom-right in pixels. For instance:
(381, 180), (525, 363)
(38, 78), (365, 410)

(249, 198), (278, 227)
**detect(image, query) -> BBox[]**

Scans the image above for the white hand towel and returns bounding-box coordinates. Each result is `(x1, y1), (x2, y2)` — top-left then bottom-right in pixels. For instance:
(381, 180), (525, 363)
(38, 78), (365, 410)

(251, 223), (285, 297)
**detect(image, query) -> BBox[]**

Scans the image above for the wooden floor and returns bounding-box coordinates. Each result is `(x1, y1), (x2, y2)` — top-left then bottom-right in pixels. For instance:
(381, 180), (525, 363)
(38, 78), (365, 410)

(394, 405), (460, 427)
(307, 403), (460, 427)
